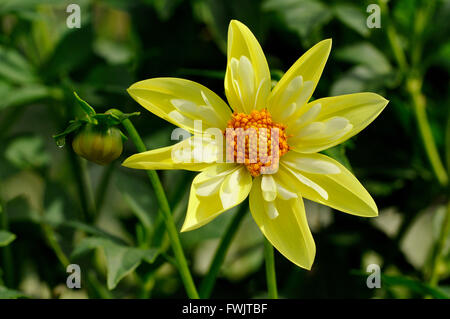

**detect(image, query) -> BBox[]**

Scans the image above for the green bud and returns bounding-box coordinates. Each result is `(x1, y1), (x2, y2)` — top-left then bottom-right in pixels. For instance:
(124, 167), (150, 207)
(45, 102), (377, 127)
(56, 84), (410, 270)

(72, 124), (123, 165)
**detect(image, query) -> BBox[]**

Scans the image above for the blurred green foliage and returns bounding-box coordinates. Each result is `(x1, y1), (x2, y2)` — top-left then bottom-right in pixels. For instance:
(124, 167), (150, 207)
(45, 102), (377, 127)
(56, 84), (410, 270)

(0, 0), (449, 299)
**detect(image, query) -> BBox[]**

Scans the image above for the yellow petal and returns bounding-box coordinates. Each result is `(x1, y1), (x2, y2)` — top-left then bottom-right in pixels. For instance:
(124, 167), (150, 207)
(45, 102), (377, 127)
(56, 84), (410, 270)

(249, 177), (316, 269)
(128, 78), (231, 133)
(268, 39), (332, 122)
(280, 153), (378, 217)
(225, 20), (271, 113)
(181, 164), (252, 232)
(122, 136), (221, 171)
(288, 92), (389, 153)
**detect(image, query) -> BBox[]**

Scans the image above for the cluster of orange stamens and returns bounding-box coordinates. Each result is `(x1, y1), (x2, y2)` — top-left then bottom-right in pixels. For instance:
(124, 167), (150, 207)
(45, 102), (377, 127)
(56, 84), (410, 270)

(224, 109), (289, 176)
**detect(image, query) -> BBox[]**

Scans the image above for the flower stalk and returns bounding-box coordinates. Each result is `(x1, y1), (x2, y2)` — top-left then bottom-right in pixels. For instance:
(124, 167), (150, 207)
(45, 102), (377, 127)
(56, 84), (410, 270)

(264, 238), (278, 299)
(428, 111), (450, 286)
(407, 78), (448, 186)
(383, 1), (449, 290)
(428, 201), (450, 286)
(111, 109), (199, 299)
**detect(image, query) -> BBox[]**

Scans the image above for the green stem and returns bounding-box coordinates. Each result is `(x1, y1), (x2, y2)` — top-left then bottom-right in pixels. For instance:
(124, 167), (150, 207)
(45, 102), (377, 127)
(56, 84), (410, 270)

(428, 201), (450, 287)
(407, 79), (448, 186)
(95, 163), (115, 213)
(68, 150), (97, 222)
(86, 270), (114, 299)
(428, 109), (450, 287)
(199, 202), (248, 298)
(379, 0), (408, 73)
(405, 2), (447, 186)
(411, 1), (436, 68)
(381, 0), (446, 185)
(41, 223), (70, 268)
(263, 238), (278, 299)
(0, 200), (14, 287)
(113, 110), (199, 299)
(80, 158), (97, 221)
(447, 111), (450, 175)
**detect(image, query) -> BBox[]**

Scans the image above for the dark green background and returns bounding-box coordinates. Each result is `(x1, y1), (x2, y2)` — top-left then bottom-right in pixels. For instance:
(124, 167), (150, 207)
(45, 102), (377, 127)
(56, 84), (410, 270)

(0, 0), (449, 299)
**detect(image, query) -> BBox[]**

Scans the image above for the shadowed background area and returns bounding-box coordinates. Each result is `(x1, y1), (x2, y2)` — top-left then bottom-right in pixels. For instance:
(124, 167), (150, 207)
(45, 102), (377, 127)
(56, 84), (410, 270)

(0, 0), (449, 299)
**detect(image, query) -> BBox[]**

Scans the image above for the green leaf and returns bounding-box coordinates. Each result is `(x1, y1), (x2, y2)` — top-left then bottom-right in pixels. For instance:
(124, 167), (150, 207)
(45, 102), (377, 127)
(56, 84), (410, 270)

(0, 230), (16, 247)
(381, 274), (450, 299)
(333, 4), (369, 37)
(335, 42), (392, 75)
(93, 38), (133, 65)
(62, 220), (129, 245)
(72, 237), (159, 290)
(0, 85), (52, 111)
(351, 270), (450, 298)
(392, 0), (420, 33)
(330, 65), (395, 95)
(93, 112), (140, 127)
(74, 92), (96, 117)
(330, 65), (375, 95)
(115, 171), (156, 232)
(52, 120), (84, 147)
(0, 46), (37, 84)
(263, 0), (332, 39)
(0, 0), (64, 14)
(5, 135), (50, 169)
(0, 286), (26, 299)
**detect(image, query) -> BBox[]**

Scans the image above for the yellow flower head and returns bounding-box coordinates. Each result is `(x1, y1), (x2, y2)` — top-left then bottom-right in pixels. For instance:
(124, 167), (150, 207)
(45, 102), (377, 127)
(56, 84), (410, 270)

(123, 20), (389, 270)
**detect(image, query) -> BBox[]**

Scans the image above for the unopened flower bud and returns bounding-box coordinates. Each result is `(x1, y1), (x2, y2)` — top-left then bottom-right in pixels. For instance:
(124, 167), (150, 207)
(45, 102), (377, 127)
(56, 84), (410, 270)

(72, 124), (123, 165)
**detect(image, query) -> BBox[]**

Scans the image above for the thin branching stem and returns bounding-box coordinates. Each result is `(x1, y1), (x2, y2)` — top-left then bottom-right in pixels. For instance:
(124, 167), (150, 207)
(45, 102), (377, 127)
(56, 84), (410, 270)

(112, 110), (199, 299)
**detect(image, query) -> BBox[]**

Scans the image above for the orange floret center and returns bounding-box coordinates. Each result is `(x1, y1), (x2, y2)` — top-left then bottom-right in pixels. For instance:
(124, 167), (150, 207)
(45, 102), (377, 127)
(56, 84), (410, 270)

(224, 109), (290, 177)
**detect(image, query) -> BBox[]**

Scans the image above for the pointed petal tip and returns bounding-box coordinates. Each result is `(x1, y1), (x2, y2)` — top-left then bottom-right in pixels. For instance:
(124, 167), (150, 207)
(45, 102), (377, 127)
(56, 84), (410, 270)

(180, 222), (196, 233)
(318, 38), (332, 50)
(229, 19), (243, 28)
(303, 262), (314, 271)
(180, 225), (188, 233)
(121, 154), (141, 169)
(289, 252), (315, 270)
(367, 208), (379, 218)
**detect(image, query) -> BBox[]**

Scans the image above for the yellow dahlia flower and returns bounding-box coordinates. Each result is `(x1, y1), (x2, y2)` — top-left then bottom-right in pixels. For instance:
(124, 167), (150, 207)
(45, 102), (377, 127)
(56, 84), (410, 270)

(123, 20), (388, 269)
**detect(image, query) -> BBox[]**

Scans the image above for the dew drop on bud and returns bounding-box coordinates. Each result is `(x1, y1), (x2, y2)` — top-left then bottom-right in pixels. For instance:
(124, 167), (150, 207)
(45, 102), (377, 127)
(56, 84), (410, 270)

(56, 137), (66, 148)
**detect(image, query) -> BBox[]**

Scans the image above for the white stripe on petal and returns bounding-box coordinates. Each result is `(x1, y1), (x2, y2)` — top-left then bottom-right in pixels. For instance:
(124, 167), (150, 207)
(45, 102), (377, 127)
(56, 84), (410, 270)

(284, 156), (340, 175)
(168, 110), (195, 128)
(266, 201), (279, 219)
(276, 183), (298, 200)
(297, 122), (325, 138)
(294, 80), (314, 109)
(282, 164), (328, 200)
(170, 99), (224, 128)
(195, 176), (224, 197)
(322, 117), (350, 136)
(278, 75), (303, 107)
(238, 56), (255, 94)
(254, 77), (269, 110)
(201, 90), (212, 107)
(261, 175), (277, 202)
(294, 103), (322, 127)
(220, 167), (245, 209)
(280, 102), (297, 120)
